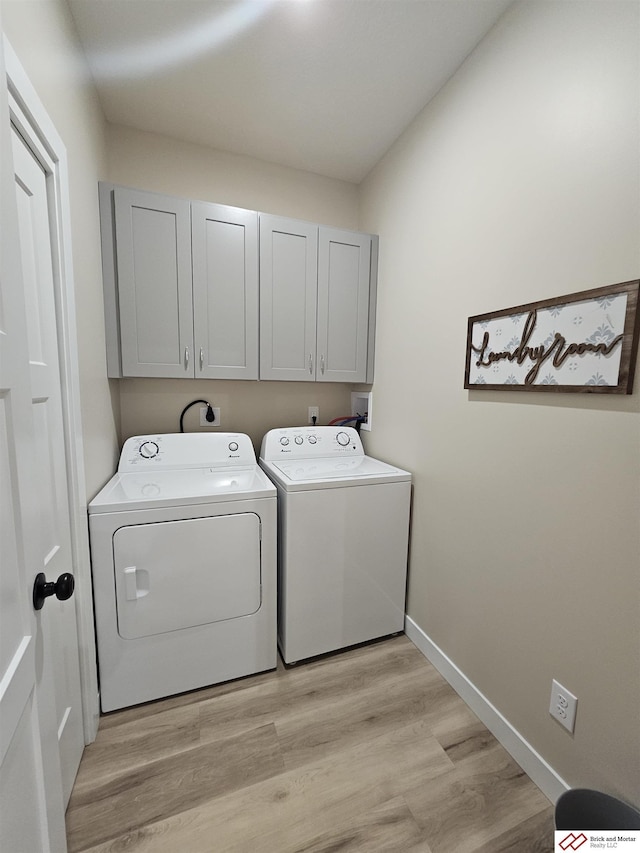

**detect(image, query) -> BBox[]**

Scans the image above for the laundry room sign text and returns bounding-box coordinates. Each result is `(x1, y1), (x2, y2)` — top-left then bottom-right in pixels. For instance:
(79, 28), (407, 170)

(464, 279), (640, 393)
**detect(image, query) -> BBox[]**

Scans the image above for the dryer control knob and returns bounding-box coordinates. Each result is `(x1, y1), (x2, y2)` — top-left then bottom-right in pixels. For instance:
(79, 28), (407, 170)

(228, 441), (239, 452)
(139, 441), (159, 459)
(280, 437), (290, 446)
(294, 436), (303, 445)
(336, 431), (351, 447)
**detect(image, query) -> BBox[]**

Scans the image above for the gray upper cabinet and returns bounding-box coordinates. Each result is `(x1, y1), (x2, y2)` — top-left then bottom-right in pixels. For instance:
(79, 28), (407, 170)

(260, 215), (376, 382)
(100, 185), (259, 379)
(317, 227), (371, 383)
(100, 184), (376, 383)
(259, 215), (318, 381)
(113, 187), (193, 378)
(191, 202), (258, 380)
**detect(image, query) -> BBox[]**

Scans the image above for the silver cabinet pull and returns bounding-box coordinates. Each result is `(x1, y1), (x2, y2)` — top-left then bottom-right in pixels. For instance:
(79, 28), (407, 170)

(184, 346), (190, 370)
(308, 353), (313, 375)
(199, 347), (204, 371)
(320, 355), (325, 374)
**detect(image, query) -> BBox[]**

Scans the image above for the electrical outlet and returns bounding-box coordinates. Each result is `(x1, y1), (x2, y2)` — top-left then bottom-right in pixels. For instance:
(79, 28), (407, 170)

(549, 679), (578, 733)
(308, 406), (319, 425)
(200, 406), (221, 427)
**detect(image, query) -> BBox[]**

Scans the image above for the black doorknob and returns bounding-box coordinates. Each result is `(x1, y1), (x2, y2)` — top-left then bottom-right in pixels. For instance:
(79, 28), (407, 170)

(32, 572), (75, 611)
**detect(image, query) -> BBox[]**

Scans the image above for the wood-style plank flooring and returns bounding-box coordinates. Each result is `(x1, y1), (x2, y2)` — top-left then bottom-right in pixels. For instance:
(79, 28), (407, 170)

(66, 636), (555, 852)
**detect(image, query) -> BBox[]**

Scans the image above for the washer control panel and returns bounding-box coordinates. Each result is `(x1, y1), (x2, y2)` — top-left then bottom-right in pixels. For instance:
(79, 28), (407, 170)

(261, 426), (364, 460)
(119, 432), (257, 471)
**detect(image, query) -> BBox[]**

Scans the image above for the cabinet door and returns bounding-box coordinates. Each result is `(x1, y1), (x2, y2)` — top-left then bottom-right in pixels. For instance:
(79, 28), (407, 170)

(114, 187), (193, 377)
(260, 215), (318, 380)
(317, 227), (371, 382)
(192, 202), (258, 379)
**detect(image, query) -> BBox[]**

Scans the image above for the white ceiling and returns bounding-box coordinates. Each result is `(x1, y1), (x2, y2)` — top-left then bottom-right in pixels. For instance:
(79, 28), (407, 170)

(68, 0), (513, 183)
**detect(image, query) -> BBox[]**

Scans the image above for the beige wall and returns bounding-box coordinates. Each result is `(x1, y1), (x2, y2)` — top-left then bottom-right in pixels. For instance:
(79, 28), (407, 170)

(106, 123), (363, 453)
(118, 379), (355, 452)
(1, 0), (119, 497)
(360, 1), (640, 804)
(107, 123), (359, 228)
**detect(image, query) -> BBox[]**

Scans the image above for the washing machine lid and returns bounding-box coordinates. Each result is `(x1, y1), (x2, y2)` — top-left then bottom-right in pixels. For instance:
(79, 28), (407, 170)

(262, 456), (411, 490)
(88, 465), (276, 513)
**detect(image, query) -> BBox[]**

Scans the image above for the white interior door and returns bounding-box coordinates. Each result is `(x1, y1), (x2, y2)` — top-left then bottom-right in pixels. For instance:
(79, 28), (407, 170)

(0, 23), (67, 853)
(11, 122), (84, 805)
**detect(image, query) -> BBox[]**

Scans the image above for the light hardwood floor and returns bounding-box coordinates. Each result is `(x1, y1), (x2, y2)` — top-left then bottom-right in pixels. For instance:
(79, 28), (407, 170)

(66, 636), (555, 852)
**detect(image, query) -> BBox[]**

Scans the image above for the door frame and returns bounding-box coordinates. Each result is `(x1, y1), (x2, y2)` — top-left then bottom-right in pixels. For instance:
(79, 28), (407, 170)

(4, 35), (99, 744)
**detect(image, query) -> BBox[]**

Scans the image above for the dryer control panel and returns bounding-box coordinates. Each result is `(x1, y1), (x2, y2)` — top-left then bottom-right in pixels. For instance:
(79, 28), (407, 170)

(119, 433), (257, 471)
(260, 426), (364, 460)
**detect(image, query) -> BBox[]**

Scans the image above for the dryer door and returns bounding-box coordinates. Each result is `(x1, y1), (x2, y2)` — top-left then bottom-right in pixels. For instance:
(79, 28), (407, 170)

(113, 513), (261, 639)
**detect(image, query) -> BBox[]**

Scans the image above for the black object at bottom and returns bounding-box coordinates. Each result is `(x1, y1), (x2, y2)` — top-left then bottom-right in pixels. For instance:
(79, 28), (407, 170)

(555, 788), (640, 830)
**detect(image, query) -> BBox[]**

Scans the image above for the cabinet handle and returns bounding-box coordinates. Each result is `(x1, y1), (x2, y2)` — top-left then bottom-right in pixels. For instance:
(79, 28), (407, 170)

(308, 353), (313, 375)
(199, 347), (204, 371)
(184, 346), (190, 370)
(320, 354), (325, 374)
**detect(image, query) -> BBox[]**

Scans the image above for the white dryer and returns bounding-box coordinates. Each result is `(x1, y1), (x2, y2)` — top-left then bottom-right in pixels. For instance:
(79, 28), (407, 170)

(89, 432), (276, 711)
(260, 426), (411, 664)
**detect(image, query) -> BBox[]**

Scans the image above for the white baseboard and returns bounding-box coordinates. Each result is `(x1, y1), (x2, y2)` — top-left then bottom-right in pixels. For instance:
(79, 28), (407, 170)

(405, 615), (568, 805)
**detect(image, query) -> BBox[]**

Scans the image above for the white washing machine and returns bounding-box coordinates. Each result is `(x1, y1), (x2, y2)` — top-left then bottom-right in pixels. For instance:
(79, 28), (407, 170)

(260, 426), (411, 664)
(89, 432), (277, 711)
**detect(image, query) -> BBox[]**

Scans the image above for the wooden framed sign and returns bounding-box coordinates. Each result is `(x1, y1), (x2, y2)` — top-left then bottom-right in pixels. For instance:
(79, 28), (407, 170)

(464, 279), (640, 393)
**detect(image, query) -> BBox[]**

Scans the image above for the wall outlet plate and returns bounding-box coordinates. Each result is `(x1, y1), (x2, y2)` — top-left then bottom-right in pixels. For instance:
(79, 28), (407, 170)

(549, 679), (578, 733)
(200, 406), (221, 427)
(308, 406), (319, 424)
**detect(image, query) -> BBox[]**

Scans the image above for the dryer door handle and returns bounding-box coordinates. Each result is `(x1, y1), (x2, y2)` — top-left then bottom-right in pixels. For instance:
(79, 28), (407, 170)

(123, 566), (149, 600)
(124, 566), (138, 600)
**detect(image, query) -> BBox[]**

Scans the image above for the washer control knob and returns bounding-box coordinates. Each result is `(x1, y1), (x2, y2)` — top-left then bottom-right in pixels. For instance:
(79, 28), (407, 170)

(228, 441), (239, 452)
(336, 431), (351, 447)
(294, 436), (303, 445)
(280, 436), (290, 446)
(139, 440), (159, 459)
(308, 435), (317, 444)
